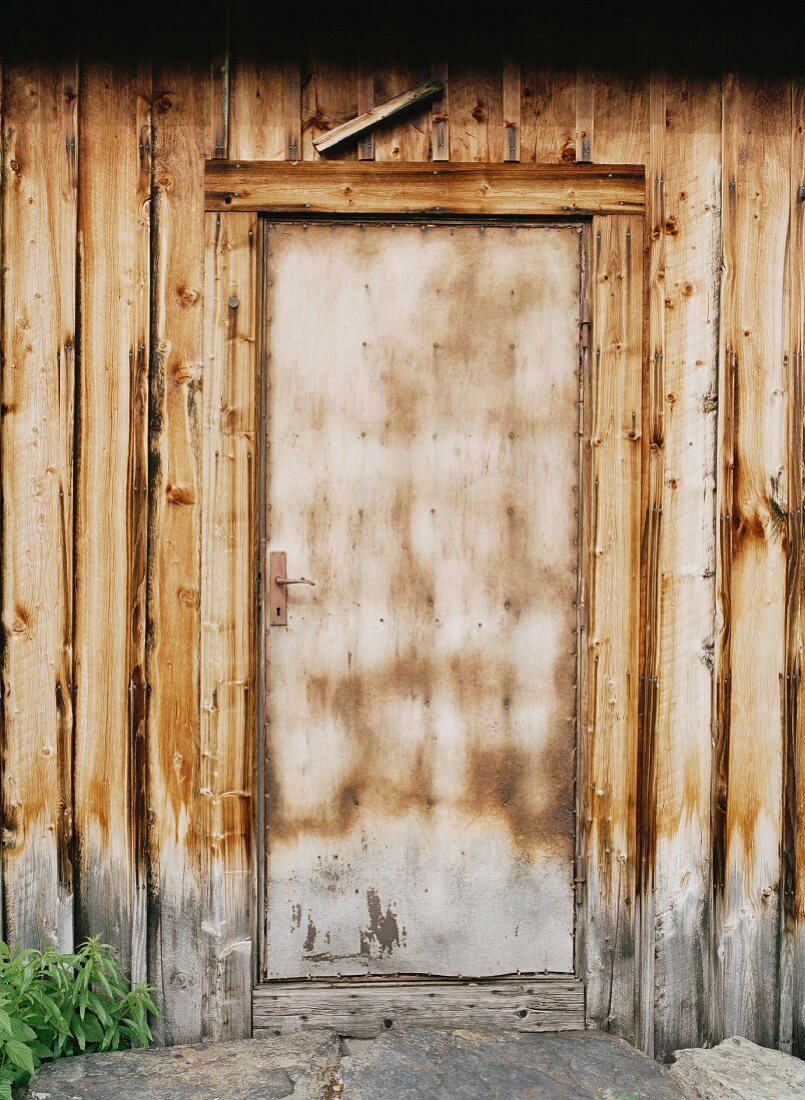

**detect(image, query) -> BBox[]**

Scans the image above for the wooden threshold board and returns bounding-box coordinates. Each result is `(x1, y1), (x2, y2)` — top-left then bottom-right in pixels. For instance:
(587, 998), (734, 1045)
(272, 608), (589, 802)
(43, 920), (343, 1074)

(253, 976), (585, 1038)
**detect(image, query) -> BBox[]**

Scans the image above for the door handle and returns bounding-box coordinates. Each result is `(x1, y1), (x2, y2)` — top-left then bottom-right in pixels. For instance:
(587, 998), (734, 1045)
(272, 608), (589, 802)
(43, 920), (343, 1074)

(269, 551), (315, 626)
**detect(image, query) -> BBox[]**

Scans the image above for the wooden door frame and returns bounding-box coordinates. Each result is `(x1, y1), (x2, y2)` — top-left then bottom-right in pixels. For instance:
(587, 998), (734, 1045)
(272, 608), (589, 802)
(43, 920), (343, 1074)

(201, 162), (648, 1037)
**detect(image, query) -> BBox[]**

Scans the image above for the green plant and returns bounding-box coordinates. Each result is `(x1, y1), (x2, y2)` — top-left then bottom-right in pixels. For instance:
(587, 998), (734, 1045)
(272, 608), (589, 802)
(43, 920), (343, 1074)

(0, 936), (158, 1099)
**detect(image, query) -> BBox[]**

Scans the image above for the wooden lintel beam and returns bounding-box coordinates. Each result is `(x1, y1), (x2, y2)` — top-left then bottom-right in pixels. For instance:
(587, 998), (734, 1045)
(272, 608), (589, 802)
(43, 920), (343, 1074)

(205, 161), (646, 217)
(312, 77), (444, 154)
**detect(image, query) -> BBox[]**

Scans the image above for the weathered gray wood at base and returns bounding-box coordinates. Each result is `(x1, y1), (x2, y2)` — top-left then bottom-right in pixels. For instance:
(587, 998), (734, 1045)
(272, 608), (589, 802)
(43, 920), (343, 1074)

(253, 977), (584, 1037)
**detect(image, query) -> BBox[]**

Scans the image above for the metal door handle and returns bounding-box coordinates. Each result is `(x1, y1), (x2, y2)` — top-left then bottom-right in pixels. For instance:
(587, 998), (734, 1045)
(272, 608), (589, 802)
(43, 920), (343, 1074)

(269, 551), (315, 626)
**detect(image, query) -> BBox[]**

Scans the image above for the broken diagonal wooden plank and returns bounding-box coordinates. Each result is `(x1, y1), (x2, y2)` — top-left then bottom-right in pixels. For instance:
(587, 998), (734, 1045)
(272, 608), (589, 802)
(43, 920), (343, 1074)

(313, 77), (443, 154)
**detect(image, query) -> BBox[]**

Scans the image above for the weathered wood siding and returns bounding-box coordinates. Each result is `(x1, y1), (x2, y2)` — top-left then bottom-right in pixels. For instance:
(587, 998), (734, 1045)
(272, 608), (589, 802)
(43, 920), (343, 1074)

(0, 30), (803, 1058)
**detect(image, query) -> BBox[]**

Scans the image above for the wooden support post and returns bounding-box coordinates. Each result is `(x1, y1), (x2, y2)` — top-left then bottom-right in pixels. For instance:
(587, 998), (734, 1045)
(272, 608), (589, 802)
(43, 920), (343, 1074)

(584, 215), (643, 1043)
(200, 212), (258, 1040)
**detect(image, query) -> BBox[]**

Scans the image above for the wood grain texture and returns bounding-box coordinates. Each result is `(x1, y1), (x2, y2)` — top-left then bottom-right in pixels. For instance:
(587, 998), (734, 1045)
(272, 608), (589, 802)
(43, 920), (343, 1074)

(502, 59), (520, 162)
(228, 61), (286, 162)
(227, 0), (299, 161)
(1, 61), (77, 952)
(716, 75), (791, 1047)
(635, 75), (666, 1059)
(205, 162), (646, 215)
(148, 60), (211, 1043)
(594, 76), (650, 167)
(200, 212), (258, 1040)
(448, 62), (503, 162)
(253, 978), (584, 1037)
(372, 62), (433, 162)
(651, 76), (721, 1061)
(576, 69), (594, 163)
(584, 215), (643, 1043)
(430, 62), (449, 162)
(356, 58), (374, 160)
(520, 68), (576, 164)
(301, 47), (357, 161)
(792, 82), (805, 1058)
(313, 78), (443, 155)
(73, 61), (150, 980)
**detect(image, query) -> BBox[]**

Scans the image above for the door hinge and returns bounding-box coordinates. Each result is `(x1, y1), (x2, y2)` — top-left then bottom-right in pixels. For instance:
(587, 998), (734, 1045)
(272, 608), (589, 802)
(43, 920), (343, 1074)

(579, 320), (591, 351)
(574, 856), (587, 906)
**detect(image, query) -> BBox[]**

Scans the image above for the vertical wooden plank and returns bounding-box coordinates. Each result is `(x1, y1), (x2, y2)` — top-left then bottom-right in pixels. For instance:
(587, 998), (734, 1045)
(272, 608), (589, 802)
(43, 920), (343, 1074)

(301, 46), (358, 161)
(635, 75), (666, 1059)
(502, 58), (520, 162)
(520, 67), (576, 164)
(228, 0), (290, 162)
(373, 61), (432, 162)
(356, 57), (374, 161)
(430, 61), (449, 162)
(283, 64), (301, 161)
(575, 68), (594, 164)
(652, 77), (721, 1061)
(1, 61), (77, 951)
(73, 61), (150, 979)
(787, 81), (804, 1057)
(448, 61), (504, 162)
(210, 3), (230, 159)
(228, 61), (286, 161)
(585, 215), (643, 1042)
(200, 212), (257, 1040)
(149, 57), (212, 1042)
(594, 75), (650, 166)
(716, 75), (790, 1048)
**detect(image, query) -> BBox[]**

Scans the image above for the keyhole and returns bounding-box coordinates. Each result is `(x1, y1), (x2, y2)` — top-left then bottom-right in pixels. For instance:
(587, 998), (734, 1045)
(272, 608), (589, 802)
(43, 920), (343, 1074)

(276, 607), (281, 617)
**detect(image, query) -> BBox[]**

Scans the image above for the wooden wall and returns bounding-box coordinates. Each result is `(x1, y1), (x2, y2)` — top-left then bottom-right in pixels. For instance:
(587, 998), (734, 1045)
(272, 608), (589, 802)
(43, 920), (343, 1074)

(0, 24), (803, 1060)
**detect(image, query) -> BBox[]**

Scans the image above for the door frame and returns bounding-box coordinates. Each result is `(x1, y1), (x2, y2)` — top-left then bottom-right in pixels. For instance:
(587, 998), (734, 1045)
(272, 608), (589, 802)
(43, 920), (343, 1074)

(201, 162), (649, 1036)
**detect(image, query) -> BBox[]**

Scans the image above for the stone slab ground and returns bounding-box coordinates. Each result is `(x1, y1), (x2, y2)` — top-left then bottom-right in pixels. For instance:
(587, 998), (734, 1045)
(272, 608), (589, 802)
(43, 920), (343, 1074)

(20, 1029), (682, 1099)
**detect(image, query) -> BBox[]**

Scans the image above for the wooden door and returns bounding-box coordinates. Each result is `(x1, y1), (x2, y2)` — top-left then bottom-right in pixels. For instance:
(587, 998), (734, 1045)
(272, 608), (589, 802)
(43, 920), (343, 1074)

(263, 222), (582, 980)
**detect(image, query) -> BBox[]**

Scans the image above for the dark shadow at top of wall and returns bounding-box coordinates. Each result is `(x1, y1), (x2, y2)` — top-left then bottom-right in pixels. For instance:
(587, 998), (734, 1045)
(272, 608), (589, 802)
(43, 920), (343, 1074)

(3, 0), (802, 75)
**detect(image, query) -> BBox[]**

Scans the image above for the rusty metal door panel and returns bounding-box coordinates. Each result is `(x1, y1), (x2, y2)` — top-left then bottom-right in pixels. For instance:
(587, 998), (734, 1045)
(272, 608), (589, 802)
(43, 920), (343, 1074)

(264, 222), (581, 978)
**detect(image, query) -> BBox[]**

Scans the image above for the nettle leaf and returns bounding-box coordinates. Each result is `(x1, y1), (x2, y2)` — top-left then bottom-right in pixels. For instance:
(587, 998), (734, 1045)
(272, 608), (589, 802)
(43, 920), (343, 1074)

(0, 1011), (12, 1037)
(4, 1038), (35, 1077)
(10, 1020), (38, 1043)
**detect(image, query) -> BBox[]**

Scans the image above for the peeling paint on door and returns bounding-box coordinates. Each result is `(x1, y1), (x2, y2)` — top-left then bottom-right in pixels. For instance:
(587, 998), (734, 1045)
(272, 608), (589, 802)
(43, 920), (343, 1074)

(264, 223), (581, 978)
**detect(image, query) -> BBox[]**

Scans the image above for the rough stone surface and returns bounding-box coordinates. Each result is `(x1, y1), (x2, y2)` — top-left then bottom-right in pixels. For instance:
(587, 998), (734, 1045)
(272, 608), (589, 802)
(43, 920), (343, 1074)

(20, 1028), (683, 1099)
(20, 1032), (342, 1100)
(670, 1035), (805, 1100)
(341, 1029), (682, 1099)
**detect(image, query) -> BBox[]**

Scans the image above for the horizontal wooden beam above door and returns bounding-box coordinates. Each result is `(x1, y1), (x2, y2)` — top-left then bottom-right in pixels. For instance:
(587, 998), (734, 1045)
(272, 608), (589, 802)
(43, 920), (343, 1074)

(204, 162), (645, 216)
